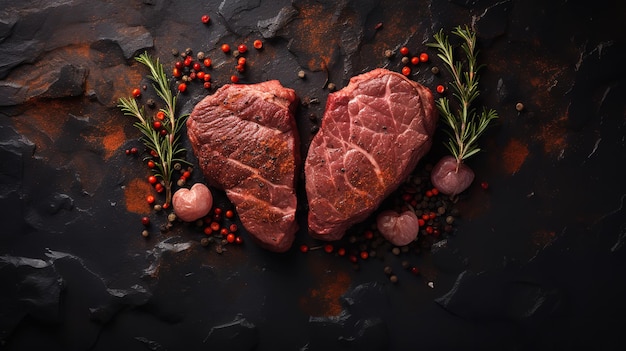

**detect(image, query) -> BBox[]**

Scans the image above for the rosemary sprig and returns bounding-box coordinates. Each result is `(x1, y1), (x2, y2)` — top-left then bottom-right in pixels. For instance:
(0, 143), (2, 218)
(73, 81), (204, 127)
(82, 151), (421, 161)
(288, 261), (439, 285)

(427, 26), (498, 171)
(118, 52), (189, 205)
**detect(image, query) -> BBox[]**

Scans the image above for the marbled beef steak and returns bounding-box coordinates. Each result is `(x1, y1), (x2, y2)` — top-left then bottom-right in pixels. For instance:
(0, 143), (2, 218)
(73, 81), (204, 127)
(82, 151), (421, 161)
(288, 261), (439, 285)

(305, 68), (437, 240)
(187, 81), (300, 252)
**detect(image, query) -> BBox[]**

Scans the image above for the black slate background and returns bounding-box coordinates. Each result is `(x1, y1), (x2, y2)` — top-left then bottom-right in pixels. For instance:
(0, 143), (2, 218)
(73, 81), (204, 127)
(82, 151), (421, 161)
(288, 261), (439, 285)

(1, 0), (626, 350)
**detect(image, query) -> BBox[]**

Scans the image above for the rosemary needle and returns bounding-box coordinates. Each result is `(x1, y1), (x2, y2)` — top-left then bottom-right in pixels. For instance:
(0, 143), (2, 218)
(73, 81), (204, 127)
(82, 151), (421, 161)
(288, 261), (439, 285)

(427, 26), (498, 169)
(118, 52), (189, 206)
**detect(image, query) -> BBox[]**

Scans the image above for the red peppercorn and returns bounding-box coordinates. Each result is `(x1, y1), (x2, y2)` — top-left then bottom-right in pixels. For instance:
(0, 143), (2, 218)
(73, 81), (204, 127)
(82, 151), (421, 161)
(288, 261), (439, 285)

(421, 214), (430, 221)
(193, 62), (201, 71)
(225, 209), (234, 218)
(349, 255), (358, 263)
(481, 181), (489, 190)
(156, 111), (165, 120)
(204, 82), (211, 89)
(253, 40), (263, 49)
(189, 72), (196, 81)
(125, 149), (131, 155)
(172, 67), (181, 78)
(155, 183), (164, 193)
(337, 247), (346, 256)
(429, 212), (436, 220)
(132, 88), (141, 98)
(360, 251), (369, 260)
(300, 244), (309, 253)
(237, 44), (247, 53)
(226, 233), (235, 243)
(399, 46), (409, 56)
(221, 44), (230, 53)
(230, 75), (239, 83)
(147, 160), (155, 168)
(182, 171), (191, 179)
(159, 129), (167, 136)
(425, 226), (434, 234)
(141, 216), (150, 226)
(201, 14), (210, 24)
(418, 219), (425, 227)
(425, 190), (433, 197)
(324, 244), (334, 253)
(197, 71), (205, 80)
(178, 83), (187, 93)
(130, 147), (138, 155)
(235, 64), (245, 72)
(175, 61), (183, 69)
(203, 58), (212, 67)
(162, 202), (169, 209)
(411, 267), (420, 275)
(203, 227), (212, 235)
(436, 84), (445, 94)
(229, 223), (238, 232)
(364, 230), (374, 240)
(238, 57), (246, 66)
(419, 52), (429, 62)
(184, 56), (192, 67)
(432, 187), (439, 196)
(149, 149), (158, 157)
(220, 227), (229, 236)
(153, 121), (162, 130)
(411, 56), (420, 65)
(235, 236), (243, 245)
(214, 207), (222, 216)
(210, 221), (220, 232)
(401, 66), (411, 76)
(146, 195), (155, 204)
(148, 175), (157, 184)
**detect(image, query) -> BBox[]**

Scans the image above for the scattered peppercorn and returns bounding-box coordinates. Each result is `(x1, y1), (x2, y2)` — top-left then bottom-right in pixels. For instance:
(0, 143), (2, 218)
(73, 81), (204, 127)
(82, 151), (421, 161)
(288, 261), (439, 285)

(132, 88), (141, 98)
(401, 56), (410, 65)
(237, 44), (248, 53)
(167, 213), (177, 222)
(221, 44), (230, 53)
(399, 46), (409, 56)
(327, 83), (336, 91)
(141, 216), (150, 226)
(384, 49), (393, 58)
(201, 14), (210, 24)
(431, 66), (440, 75)
(401, 66), (411, 76)
(142, 229), (149, 238)
(253, 39), (263, 49)
(419, 52), (429, 62)
(298, 70), (306, 79)
(436, 84), (445, 94)
(515, 102), (524, 112)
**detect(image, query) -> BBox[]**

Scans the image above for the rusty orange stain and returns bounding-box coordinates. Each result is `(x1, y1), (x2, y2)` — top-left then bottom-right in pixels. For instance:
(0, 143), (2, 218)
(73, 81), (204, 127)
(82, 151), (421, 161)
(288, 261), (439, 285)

(299, 265), (351, 317)
(124, 177), (153, 214)
(501, 138), (529, 175)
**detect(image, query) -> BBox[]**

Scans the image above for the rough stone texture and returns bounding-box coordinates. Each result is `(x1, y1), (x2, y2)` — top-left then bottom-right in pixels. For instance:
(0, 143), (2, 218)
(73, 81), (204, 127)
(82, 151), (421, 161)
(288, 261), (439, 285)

(0, 0), (625, 350)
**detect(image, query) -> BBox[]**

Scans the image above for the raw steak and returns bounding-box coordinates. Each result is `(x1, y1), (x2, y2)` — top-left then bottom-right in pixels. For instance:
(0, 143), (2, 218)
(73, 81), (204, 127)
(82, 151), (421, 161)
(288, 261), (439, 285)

(187, 80), (300, 252)
(305, 68), (437, 240)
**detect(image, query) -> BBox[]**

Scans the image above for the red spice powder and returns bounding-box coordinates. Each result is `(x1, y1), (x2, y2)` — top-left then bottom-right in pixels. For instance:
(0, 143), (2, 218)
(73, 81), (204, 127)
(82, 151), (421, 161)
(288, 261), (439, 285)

(124, 177), (153, 214)
(101, 123), (127, 159)
(501, 138), (529, 175)
(299, 268), (351, 317)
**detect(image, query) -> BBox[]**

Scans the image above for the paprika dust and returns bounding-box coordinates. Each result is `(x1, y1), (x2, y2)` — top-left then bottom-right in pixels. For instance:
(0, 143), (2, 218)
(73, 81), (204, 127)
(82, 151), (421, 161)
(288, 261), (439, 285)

(124, 177), (154, 215)
(501, 138), (529, 175)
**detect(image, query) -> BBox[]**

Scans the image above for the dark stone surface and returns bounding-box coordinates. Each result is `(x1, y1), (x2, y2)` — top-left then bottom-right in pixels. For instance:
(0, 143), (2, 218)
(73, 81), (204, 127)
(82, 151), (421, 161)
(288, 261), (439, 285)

(1, 0), (625, 350)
